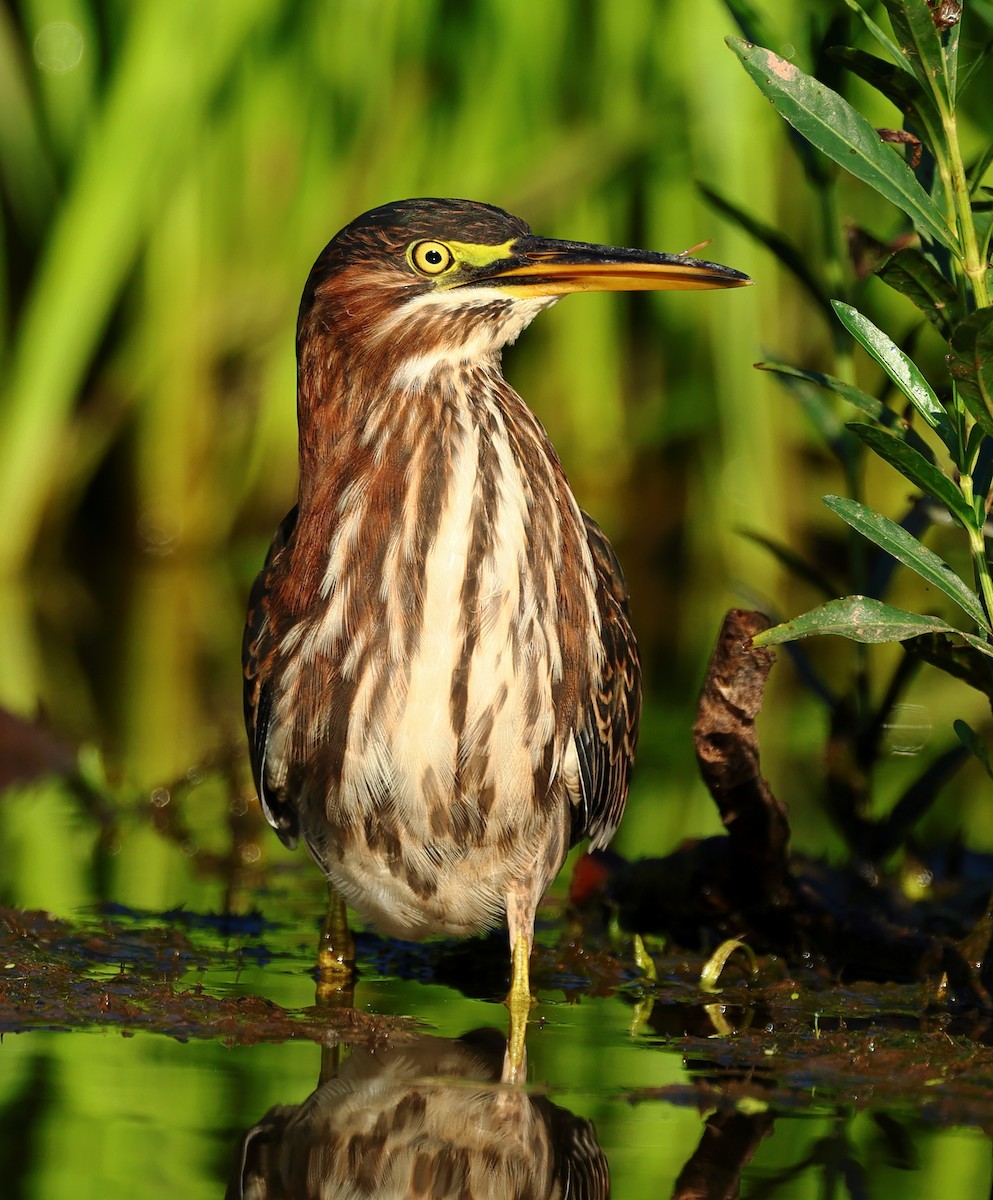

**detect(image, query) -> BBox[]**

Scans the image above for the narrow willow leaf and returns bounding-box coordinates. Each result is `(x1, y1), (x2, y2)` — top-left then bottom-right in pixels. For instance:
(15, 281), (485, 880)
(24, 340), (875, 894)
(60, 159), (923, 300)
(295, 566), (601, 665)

(875, 248), (965, 340)
(830, 46), (943, 149)
(833, 301), (958, 452)
(839, 0), (911, 67)
(754, 595), (993, 657)
(699, 184), (831, 315)
(823, 495), (988, 628)
(881, 0), (952, 108)
(847, 423), (974, 527)
(943, 2), (961, 100)
(758, 361), (884, 418)
(842, 0), (913, 69)
(757, 360), (936, 462)
(727, 39), (955, 250)
(954, 719), (993, 779)
(948, 310), (993, 437)
(755, 361), (855, 467)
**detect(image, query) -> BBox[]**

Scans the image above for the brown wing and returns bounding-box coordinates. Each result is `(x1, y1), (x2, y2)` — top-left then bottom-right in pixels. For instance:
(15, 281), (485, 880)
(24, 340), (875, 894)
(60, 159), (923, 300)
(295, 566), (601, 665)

(242, 505), (300, 848)
(572, 510), (641, 850)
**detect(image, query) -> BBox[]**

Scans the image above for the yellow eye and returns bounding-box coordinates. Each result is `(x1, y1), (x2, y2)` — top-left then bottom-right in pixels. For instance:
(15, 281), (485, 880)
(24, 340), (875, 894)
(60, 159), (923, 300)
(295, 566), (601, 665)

(410, 240), (455, 276)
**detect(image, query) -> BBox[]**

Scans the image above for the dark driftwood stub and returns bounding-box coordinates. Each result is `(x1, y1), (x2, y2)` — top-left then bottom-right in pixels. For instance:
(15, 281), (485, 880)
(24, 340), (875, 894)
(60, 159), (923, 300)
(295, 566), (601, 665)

(687, 610), (991, 1005)
(572, 608), (993, 1007)
(692, 608), (790, 899)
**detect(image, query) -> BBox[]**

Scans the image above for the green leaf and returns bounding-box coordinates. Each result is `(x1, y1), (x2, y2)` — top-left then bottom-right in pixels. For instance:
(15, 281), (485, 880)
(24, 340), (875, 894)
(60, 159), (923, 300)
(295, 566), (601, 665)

(757, 361), (884, 419)
(842, 0), (913, 70)
(831, 46), (943, 148)
(942, 1), (961, 99)
(880, 0), (952, 108)
(947, 310), (993, 438)
(699, 184), (832, 316)
(822, 495), (989, 628)
(953, 719), (993, 779)
(875, 248), (966, 340)
(832, 300), (958, 453)
(757, 360), (936, 461)
(847, 422), (975, 527)
(727, 38), (955, 251)
(754, 595), (993, 656)
(755, 361), (857, 471)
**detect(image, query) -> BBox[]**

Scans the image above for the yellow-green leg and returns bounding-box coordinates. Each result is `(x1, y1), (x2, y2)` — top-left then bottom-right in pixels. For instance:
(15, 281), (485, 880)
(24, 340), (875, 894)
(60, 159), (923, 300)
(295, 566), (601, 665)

(316, 881), (356, 1006)
(630, 932), (658, 1036)
(504, 930), (533, 1082)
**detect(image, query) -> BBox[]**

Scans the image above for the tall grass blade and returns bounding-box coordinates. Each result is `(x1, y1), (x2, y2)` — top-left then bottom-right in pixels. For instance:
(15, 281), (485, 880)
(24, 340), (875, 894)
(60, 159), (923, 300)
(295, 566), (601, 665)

(0, 1), (271, 575)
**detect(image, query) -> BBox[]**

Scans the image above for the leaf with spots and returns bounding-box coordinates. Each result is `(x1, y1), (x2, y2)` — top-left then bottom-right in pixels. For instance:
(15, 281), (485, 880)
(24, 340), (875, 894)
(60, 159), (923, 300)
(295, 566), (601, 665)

(753, 595), (993, 656)
(727, 38), (956, 252)
(822, 495), (988, 630)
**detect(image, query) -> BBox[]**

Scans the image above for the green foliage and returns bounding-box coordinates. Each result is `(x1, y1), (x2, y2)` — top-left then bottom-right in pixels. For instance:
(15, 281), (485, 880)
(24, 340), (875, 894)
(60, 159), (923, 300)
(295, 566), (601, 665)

(725, 0), (993, 847)
(728, 35), (957, 250)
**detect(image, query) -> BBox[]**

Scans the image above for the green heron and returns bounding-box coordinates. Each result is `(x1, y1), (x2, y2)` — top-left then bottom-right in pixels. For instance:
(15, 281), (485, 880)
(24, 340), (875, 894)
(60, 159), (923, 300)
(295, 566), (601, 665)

(243, 198), (749, 1070)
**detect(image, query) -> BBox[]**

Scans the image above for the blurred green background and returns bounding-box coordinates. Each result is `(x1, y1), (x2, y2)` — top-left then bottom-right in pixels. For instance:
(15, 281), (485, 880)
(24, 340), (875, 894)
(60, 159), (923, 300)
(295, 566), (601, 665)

(2, 0), (992, 889)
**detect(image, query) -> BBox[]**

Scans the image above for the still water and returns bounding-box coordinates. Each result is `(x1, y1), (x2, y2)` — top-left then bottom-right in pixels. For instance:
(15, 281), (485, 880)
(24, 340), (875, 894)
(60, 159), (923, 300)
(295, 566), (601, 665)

(2, 773), (993, 1197)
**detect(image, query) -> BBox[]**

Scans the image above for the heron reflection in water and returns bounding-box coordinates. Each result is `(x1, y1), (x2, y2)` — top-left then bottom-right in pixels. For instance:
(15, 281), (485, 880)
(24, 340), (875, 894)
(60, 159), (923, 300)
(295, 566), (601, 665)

(226, 1029), (608, 1200)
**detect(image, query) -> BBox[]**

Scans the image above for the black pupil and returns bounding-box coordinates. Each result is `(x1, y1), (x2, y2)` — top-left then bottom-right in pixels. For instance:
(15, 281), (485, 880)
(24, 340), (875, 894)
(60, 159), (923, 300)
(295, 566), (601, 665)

(425, 248), (443, 265)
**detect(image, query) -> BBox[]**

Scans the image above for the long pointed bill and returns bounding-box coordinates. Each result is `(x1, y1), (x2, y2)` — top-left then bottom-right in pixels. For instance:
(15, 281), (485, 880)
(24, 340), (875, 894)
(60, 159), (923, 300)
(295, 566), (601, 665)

(474, 235), (751, 295)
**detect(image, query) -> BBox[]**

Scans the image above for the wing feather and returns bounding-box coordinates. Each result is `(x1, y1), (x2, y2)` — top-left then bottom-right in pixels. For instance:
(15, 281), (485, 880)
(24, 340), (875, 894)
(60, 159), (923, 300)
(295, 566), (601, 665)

(572, 511), (641, 849)
(242, 506), (300, 847)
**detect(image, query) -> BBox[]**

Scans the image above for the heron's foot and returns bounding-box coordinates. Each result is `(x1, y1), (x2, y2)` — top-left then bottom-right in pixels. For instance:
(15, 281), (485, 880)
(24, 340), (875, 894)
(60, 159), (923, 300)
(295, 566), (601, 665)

(504, 932), (535, 1083)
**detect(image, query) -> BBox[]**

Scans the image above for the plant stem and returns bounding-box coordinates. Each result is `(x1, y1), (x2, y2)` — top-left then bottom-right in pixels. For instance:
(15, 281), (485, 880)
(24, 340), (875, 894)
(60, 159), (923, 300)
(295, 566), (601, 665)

(969, 526), (993, 631)
(943, 106), (991, 310)
(936, 32), (993, 626)
(962, 474), (993, 629)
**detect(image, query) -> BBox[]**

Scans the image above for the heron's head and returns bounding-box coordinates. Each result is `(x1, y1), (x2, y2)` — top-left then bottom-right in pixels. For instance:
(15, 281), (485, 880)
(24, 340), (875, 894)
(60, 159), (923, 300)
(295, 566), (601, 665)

(297, 198), (751, 383)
